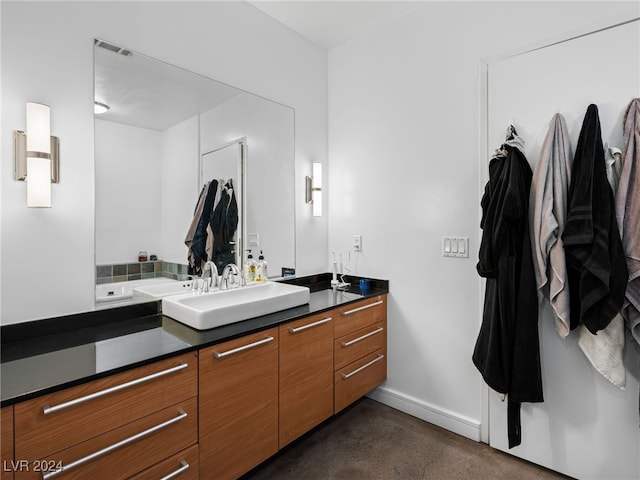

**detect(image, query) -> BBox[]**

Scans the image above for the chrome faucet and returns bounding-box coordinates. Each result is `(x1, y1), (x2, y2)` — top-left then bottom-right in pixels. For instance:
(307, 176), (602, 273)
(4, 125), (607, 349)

(221, 263), (244, 289)
(201, 261), (219, 293)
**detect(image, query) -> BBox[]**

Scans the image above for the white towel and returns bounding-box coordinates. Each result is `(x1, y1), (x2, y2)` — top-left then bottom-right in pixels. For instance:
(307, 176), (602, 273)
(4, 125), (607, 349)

(578, 314), (626, 389)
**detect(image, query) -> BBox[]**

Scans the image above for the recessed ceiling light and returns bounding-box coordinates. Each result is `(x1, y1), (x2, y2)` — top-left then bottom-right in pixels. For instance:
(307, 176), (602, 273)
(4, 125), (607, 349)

(94, 101), (110, 114)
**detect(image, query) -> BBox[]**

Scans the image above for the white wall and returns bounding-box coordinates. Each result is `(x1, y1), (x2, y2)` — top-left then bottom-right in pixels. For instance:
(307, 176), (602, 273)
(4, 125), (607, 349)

(161, 115), (199, 265)
(328, 0), (638, 445)
(95, 119), (163, 264)
(1, 1), (328, 324)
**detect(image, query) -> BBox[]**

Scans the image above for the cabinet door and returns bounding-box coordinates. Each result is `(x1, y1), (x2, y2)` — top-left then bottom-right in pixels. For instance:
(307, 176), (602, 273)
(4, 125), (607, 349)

(335, 348), (387, 413)
(279, 312), (334, 448)
(15, 398), (197, 480)
(128, 445), (198, 480)
(334, 295), (386, 338)
(335, 321), (386, 371)
(1, 407), (14, 480)
(15, 352), (197, 461)
(199, 328), (278, 480)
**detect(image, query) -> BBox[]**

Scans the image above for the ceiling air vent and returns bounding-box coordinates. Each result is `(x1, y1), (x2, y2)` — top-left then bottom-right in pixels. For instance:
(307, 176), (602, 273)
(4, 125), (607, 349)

(94, 39), (133, 57)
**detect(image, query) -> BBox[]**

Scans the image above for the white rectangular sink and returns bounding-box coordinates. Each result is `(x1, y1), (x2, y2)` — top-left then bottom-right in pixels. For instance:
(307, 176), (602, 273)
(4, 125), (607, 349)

(162, 282), (311, 330)
(96, 278), (180, 303)
(133, 280), (194, 299)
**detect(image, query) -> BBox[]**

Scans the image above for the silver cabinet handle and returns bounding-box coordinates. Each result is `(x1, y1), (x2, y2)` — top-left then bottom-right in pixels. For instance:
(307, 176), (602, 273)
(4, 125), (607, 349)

(43, 363), (189, 415)
(340, 327), (384, 347)
(42, 410), (188, 479)
(289, 317), (332, 333)
(213, 336), (274, 359)
(341, 300), (383, 316)
(341, 354), (385, 379)
(159, 460), (190, 480)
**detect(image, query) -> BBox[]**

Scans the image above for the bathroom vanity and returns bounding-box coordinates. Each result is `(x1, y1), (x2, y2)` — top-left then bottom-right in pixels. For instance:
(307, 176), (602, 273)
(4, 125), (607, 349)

(0, 275), (388, 480)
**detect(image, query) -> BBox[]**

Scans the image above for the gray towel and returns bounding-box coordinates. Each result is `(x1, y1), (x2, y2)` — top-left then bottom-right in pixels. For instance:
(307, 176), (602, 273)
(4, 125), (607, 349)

(615, 98), (640, 344)
(529, 113), (572, 337)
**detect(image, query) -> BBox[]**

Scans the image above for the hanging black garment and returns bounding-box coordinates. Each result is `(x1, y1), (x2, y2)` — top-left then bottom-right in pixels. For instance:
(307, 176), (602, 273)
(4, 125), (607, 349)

(189, 179), (219, 276)
(209, 182), (239, 274)
(562, 104), (628, 333)
(473, 129), (542, 449)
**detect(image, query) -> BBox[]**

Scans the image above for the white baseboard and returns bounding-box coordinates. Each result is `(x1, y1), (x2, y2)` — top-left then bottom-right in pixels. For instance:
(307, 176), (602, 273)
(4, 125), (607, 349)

(367, 386), (482, 442)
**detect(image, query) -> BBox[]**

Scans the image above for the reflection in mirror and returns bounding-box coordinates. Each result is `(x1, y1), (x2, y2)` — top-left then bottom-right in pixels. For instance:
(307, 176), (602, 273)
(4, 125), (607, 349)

(193, 138), (245, 275)
(94, 39), (295, 304)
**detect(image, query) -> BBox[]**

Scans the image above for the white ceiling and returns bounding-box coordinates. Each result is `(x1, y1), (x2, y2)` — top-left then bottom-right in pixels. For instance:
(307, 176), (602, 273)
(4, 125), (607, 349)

(248, 1), (429, 49)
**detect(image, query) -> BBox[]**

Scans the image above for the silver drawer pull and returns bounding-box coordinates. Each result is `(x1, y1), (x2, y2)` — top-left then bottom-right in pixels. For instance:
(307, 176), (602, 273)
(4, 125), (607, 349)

(341, 327), (384, 347)
(341, 300), (383, 316)
(42, 410), (188, 479)
(213, 336), (274, 359)
(341, 354), (385, 379)
(160, 460), (190, 480)
(43, 363), (189, 415)
(289, 317), (332, 333)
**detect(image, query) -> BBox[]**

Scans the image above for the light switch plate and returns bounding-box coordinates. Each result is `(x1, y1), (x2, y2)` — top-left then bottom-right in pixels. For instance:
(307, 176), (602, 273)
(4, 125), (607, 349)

(442, 236), (469, 258)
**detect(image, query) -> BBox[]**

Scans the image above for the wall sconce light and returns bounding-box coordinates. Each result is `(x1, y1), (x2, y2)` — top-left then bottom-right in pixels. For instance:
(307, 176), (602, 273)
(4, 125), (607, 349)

(305, 162), (322, 217)
(14, 102), (59, 208)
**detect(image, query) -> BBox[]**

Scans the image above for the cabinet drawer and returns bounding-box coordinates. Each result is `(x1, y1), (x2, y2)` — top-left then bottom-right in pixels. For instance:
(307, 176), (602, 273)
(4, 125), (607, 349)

(15, 352), (197, 461)
(334, 295), (386, 339)
(334, 348), (387, 413)
(128, 444), (198, 480)
(279, 312), (334, 448)
(16, 398), (197, 480)
(199, 328), (279, 480)
(334, 321), (386, 371)
(2, 407), (14, 480)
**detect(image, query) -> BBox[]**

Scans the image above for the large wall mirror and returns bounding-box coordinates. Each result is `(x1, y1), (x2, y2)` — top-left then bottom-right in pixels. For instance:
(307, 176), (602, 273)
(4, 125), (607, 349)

(94, 39), (295, 300)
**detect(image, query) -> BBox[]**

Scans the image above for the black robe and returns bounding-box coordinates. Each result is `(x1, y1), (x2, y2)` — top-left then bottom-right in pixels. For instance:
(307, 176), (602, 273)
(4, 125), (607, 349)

(210, 182), (239, 273)
(473, 133), (542, 449)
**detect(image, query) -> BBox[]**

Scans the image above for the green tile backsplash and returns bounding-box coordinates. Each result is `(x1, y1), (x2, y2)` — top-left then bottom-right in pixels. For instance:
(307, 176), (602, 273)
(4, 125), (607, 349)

(96, 261), (189, 284)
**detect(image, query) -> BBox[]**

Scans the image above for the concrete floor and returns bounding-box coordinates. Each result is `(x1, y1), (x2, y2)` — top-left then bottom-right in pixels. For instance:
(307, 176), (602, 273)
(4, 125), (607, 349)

(243, 398), (572, 480)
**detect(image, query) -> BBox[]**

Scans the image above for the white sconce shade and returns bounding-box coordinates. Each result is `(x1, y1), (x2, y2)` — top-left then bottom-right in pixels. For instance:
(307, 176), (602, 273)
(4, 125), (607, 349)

(305, 162), (323, 217)
(26, 103), (51, 154)
(312, 162), (322, 217)
(14, 102), (58, 208)
(27, 157), (52, 207)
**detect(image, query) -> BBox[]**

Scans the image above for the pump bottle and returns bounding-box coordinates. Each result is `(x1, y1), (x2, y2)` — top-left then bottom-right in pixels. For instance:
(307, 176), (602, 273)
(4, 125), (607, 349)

(244, 250), (256, 283)
(255, 250), (268, 282)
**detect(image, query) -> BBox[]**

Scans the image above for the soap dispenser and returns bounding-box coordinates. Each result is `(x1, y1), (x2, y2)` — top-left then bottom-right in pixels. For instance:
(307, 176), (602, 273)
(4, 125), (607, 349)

(244, 250), (256, 283)
(255, 250), (268, 282)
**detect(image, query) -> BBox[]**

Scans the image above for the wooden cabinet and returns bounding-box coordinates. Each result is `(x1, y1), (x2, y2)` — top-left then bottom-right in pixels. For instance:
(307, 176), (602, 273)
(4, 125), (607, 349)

(333, 295), (387, 413)
(13, 352), (198, 480)
(279, 312), (334, 448)
(1, 407), (14, 480)
(5, 288), (388, 480)
(17, 399), (197, 480)
(199, 328), (279, 480)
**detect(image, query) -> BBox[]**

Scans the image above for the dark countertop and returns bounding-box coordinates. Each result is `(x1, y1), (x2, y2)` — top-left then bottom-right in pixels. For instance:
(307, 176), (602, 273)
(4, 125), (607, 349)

(0, 274), (388, 407)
